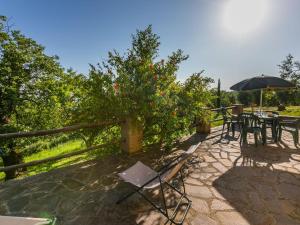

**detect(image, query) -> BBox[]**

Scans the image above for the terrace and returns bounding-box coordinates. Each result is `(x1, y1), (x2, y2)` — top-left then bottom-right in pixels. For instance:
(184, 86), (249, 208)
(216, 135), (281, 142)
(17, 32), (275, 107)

(0, 126), (299, 225)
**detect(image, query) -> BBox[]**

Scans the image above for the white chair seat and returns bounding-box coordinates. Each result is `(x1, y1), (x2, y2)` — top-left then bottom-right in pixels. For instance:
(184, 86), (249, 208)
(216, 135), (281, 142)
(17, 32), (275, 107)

(0, 216), (51, 225)
(118, 161), (162, 189)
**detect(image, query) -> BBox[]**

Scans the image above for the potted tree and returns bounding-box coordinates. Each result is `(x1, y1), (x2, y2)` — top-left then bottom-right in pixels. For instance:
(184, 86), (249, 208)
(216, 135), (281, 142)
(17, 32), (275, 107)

(180, 73), (214, 135)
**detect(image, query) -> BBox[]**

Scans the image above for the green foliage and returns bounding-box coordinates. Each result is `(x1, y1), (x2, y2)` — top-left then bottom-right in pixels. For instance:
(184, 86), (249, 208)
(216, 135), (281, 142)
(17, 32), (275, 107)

(263, 90), (279, 106)
(277, 54), (300, 105)
(237, 90), (260, 106)
(0, 18), (216, 174)
(179, 73), (214, 122)
(0, 139), (89, 180)
(0, 15), (84, 156)
(278, 54), (300, 85)
(78, 26), (214, 148)
(217, 79), (221, 107)
(212, 90), (236, 107)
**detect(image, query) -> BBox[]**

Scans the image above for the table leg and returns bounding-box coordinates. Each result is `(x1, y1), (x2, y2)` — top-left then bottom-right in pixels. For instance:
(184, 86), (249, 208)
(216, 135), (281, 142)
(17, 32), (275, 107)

(262, 123), (266, 145)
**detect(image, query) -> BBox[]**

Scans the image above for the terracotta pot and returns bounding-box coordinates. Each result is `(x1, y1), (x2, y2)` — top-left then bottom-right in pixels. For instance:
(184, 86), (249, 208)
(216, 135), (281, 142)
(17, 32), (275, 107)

(196, 119), (211, 134)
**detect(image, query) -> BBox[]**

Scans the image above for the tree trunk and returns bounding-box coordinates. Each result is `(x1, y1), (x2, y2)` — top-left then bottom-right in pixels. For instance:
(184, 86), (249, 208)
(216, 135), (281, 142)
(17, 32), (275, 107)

(1, 149), (24, 181)
(121, 117), (143, 154)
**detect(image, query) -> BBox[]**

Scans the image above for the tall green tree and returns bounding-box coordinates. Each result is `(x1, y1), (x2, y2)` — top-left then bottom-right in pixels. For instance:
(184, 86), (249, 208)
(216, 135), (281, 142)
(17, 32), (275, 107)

(278, 54), (300, 85)
(179, 73), (214, 126)
(277, 54), (300, 105)
(0, 15), (82, 179)
(78, 25), (214, 148)
(217, 79), (221, 108)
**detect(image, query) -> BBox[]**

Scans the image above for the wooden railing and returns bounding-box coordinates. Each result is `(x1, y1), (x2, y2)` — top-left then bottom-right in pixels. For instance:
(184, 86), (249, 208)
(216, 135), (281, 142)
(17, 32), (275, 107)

(0, 120), (122, 139)
(0, 120), (123, 173)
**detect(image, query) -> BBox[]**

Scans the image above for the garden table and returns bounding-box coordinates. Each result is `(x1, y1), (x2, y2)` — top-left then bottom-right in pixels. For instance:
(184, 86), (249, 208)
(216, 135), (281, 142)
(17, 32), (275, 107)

(254, 112), (278, 144)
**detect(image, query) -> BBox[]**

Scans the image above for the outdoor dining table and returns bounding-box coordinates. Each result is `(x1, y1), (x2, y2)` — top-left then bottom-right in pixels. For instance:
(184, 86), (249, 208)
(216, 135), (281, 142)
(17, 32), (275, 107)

(254, 112), (279, 144)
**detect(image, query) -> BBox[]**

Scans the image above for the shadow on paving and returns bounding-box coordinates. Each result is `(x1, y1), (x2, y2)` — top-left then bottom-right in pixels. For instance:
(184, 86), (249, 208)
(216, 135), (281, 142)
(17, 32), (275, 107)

(213, 147), (300, 225)
(0, 133), (204, 225)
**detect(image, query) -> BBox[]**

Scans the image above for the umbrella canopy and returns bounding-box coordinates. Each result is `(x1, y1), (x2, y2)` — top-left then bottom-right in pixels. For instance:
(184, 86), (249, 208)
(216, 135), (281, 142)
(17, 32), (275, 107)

(230, 74), (295, 110)
(230, 74), (295, 91)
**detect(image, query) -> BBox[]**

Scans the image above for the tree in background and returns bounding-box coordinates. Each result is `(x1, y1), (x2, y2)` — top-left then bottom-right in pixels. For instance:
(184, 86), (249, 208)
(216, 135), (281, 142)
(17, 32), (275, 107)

(237, 90), (260, 107)
(211, 78), (237, 108)
(276, 54), (300, 106)
(220, 91), (236, 106)
(179, 72), (214, 131)
(0, 16), (82, 179)
(217, 78), (221, 108)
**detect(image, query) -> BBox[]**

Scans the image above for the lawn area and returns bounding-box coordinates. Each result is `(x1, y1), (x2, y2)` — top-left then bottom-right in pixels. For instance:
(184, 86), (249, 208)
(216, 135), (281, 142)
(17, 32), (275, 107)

(244, 105), (300, 116)
(0, 139), (98, 181)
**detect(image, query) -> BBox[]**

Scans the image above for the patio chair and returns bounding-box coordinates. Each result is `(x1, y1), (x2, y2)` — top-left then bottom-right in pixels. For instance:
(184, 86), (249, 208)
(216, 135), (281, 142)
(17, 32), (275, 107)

(221, 107), (241, 137)
(240, 113), (262, 147)
(277, 116), (300, 146)
(263, 111), (279, 142)
(0, 216), (56, 225)
(116, 143), (201, 225)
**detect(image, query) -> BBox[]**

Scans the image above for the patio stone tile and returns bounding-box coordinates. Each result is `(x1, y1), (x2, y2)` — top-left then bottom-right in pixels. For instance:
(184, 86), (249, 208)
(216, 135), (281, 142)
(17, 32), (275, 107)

(186, 185), (213, 199)
(190, 198), (209, 214)
(220, 152), (228, 159)
(210, 187), (226, 200)
(198, 173), (212, 180)
(216, 211), (250, 225)
(201, 167), (218, 173)
(218, 159), (232, 167)
(243, 211), (276, 225)
(190, 214), (219, 225)
(185, 177), (204, 186)
(212, 162), (228, 173)
(274, 214), (300, 225)
(211, 199), (234, 211)
(0, 127), (299, 225)
(203, 155), (217, 162)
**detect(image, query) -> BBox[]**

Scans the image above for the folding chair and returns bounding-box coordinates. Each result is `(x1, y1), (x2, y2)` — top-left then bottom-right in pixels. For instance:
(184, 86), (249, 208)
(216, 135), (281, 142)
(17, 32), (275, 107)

(116, 143), (201, 225)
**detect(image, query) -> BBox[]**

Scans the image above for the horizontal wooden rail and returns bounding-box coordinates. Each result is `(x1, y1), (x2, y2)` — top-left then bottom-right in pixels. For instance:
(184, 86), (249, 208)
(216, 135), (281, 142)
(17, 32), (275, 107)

(209, 118), (223, 123)
(0, 141), (120, 172)
(210, 106), (236, 112)
(0, 120), (122, 139)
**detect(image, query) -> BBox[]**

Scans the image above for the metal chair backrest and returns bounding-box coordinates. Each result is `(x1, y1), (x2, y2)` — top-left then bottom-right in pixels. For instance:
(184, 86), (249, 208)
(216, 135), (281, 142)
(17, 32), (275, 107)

(240, 113), (260, 128)
(220, 107), (231, 121)
(163, 158), (186, 183)
(279, 116), (300, 129)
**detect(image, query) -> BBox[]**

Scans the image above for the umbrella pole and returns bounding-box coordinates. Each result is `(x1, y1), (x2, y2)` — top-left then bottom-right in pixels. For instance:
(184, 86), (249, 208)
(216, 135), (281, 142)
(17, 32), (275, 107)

(260, 89), (263, 112)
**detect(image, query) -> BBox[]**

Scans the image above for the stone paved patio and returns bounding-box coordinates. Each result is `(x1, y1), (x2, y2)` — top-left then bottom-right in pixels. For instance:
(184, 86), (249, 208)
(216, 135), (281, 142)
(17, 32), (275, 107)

(0, 127), (300, 225)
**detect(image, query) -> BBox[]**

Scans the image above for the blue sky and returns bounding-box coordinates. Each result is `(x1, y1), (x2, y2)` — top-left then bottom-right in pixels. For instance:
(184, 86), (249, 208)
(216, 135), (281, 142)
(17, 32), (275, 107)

(1, 0), (300, 89)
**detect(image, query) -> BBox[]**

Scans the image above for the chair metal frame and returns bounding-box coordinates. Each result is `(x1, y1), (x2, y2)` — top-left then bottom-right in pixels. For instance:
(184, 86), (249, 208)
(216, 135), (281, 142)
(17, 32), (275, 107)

(278, 117), (300, 146)
(239, 113), (263, 147)
(117, 144), (200, 225)
(221, 107), (241, 137)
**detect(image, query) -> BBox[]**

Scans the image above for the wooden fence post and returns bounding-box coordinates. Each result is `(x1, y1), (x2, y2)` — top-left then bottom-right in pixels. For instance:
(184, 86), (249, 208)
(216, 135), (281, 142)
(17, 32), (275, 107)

(121, 117), (143, 154)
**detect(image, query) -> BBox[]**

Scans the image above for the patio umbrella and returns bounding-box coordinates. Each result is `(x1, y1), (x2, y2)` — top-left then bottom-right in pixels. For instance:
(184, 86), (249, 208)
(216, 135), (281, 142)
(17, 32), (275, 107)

(230, 74), (295, 110)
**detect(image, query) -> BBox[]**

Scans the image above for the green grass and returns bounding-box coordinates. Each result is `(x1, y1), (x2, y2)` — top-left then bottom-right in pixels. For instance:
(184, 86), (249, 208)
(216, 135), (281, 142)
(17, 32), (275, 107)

(244, 105), (300, 117)
(0, 139), (98, 181)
